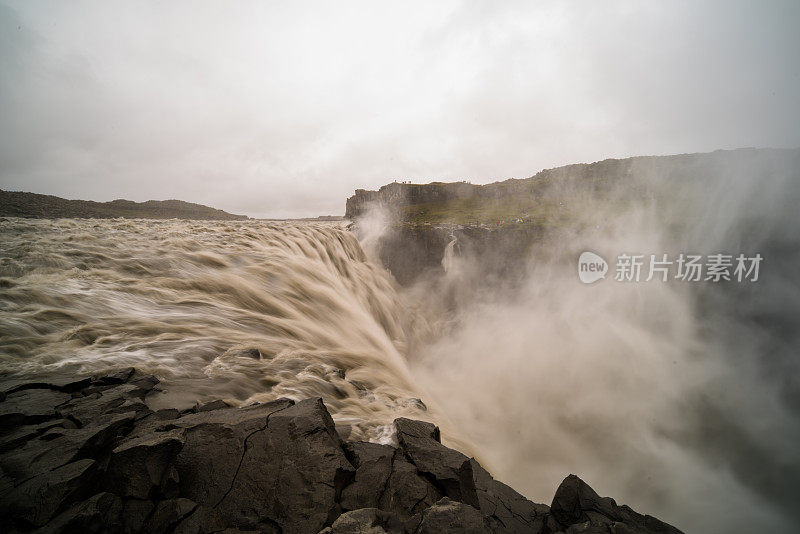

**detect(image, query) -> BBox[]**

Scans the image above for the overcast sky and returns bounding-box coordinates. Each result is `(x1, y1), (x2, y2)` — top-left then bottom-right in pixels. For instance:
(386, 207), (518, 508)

(1, 1), (799, 218)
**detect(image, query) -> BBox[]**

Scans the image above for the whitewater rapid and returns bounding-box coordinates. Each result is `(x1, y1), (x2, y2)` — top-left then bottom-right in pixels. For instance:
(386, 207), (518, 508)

(0, 217), (442, 444)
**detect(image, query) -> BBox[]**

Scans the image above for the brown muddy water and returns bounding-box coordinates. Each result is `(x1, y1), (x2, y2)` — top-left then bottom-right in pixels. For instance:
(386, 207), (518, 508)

(0, 217), (445, 445)
(2, 203), (799, 534)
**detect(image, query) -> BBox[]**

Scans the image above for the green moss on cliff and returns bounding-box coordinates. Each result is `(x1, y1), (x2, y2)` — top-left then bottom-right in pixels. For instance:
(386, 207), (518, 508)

(402, 194), (574, 227)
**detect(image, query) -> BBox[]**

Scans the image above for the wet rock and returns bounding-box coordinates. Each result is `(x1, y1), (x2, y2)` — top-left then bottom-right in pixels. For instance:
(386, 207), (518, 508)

(195, 399), (230, 412)
(173, 505), (228, 534)
(2, 435), (68, 481)
(335, 423), (353, 441)
(0, 388), (71, 428)
(340, 442), (395, 510)
(338, 433), (441, 522)
(322, 508), (405, 534)
(394, 418), (548, 533)
(4, 376), (93, 395)
(550, 475), (684, 534)
(0, 425), (41, 455)
(127, 374), (159, 394)
(171, 399), (294, 507)
(121, 499), (154, 534)
(75, 412), (136, 457)
(214, 398), (355, 533)
(0, 419), (73, 454)
(349, 380), (368, 396)
(160, 465), (180, 499)
(39, 492), (123, 534)
(3, 369), (140, 398)
(58, 379), (156, 426)
(399, 398), (427, 412)
(221, 347), (262, 360)
(0, 458), (98, 528)
(1, 412), (136, 481)
(394, 418), (476, 505)
(410, 497), (487, 534)
(239, 348), (262, 359)
(551, 474), (616, 527)
(462, 458), (548, 533)
(105, 430), (184, 499)
(153, 408), (180, 420)
(381, 455), (442, 520)
(95, 368), (135, 386)
(143, 498), (197, 534)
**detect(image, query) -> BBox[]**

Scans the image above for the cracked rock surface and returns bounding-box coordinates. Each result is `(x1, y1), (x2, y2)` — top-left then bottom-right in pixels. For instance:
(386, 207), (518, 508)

(0, 369), (683, 533)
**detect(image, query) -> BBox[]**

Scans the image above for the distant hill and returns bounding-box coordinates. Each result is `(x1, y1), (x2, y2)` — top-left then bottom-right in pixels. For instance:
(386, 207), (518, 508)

(0, 190), (248, 220)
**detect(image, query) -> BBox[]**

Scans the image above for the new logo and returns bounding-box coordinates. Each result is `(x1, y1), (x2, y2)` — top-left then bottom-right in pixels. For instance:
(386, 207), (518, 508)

(578, 251), (608, 284)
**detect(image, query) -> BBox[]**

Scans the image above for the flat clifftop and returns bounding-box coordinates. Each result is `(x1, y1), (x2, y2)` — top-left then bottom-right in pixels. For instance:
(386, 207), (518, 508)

(346, 181), (480, 219)
(345, 148), (800, 225)
(0, 190), (248, 220)
(0, 368), (684, 533)
(346, 148), (800, 286)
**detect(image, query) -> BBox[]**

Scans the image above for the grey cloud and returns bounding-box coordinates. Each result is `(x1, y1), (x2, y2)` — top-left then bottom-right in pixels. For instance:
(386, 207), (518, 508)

(1, 0), (799, 217)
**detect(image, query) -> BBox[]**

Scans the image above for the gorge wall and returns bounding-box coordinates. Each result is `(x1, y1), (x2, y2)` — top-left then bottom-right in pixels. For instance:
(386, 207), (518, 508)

(345, 148), (800, 286)
(364, 223), (545, 287)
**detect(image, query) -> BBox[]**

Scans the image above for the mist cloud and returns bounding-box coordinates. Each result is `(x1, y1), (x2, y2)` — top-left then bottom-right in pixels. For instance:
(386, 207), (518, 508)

(406, 149), (800, 533)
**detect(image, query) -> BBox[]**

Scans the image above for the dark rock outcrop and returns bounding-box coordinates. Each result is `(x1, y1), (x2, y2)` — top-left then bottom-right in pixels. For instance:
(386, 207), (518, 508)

(0, 369), (683, 533)
(321, 507), (406, 534)
(549, 475), (683, 534)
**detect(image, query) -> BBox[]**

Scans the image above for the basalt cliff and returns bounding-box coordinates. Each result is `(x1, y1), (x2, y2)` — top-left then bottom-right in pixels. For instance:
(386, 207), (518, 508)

(345, 148), (800, 285)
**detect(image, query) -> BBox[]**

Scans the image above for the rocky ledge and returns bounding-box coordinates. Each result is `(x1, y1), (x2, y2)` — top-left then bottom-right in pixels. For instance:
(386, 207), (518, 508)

(0, 369), (683, 534)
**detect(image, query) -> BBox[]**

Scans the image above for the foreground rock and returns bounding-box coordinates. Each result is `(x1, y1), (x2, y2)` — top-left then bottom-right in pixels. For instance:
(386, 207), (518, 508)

(0, 369), (683, 533)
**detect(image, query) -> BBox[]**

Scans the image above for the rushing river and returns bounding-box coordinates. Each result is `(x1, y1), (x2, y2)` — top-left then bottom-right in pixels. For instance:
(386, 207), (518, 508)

(0, 217), (445, 445)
